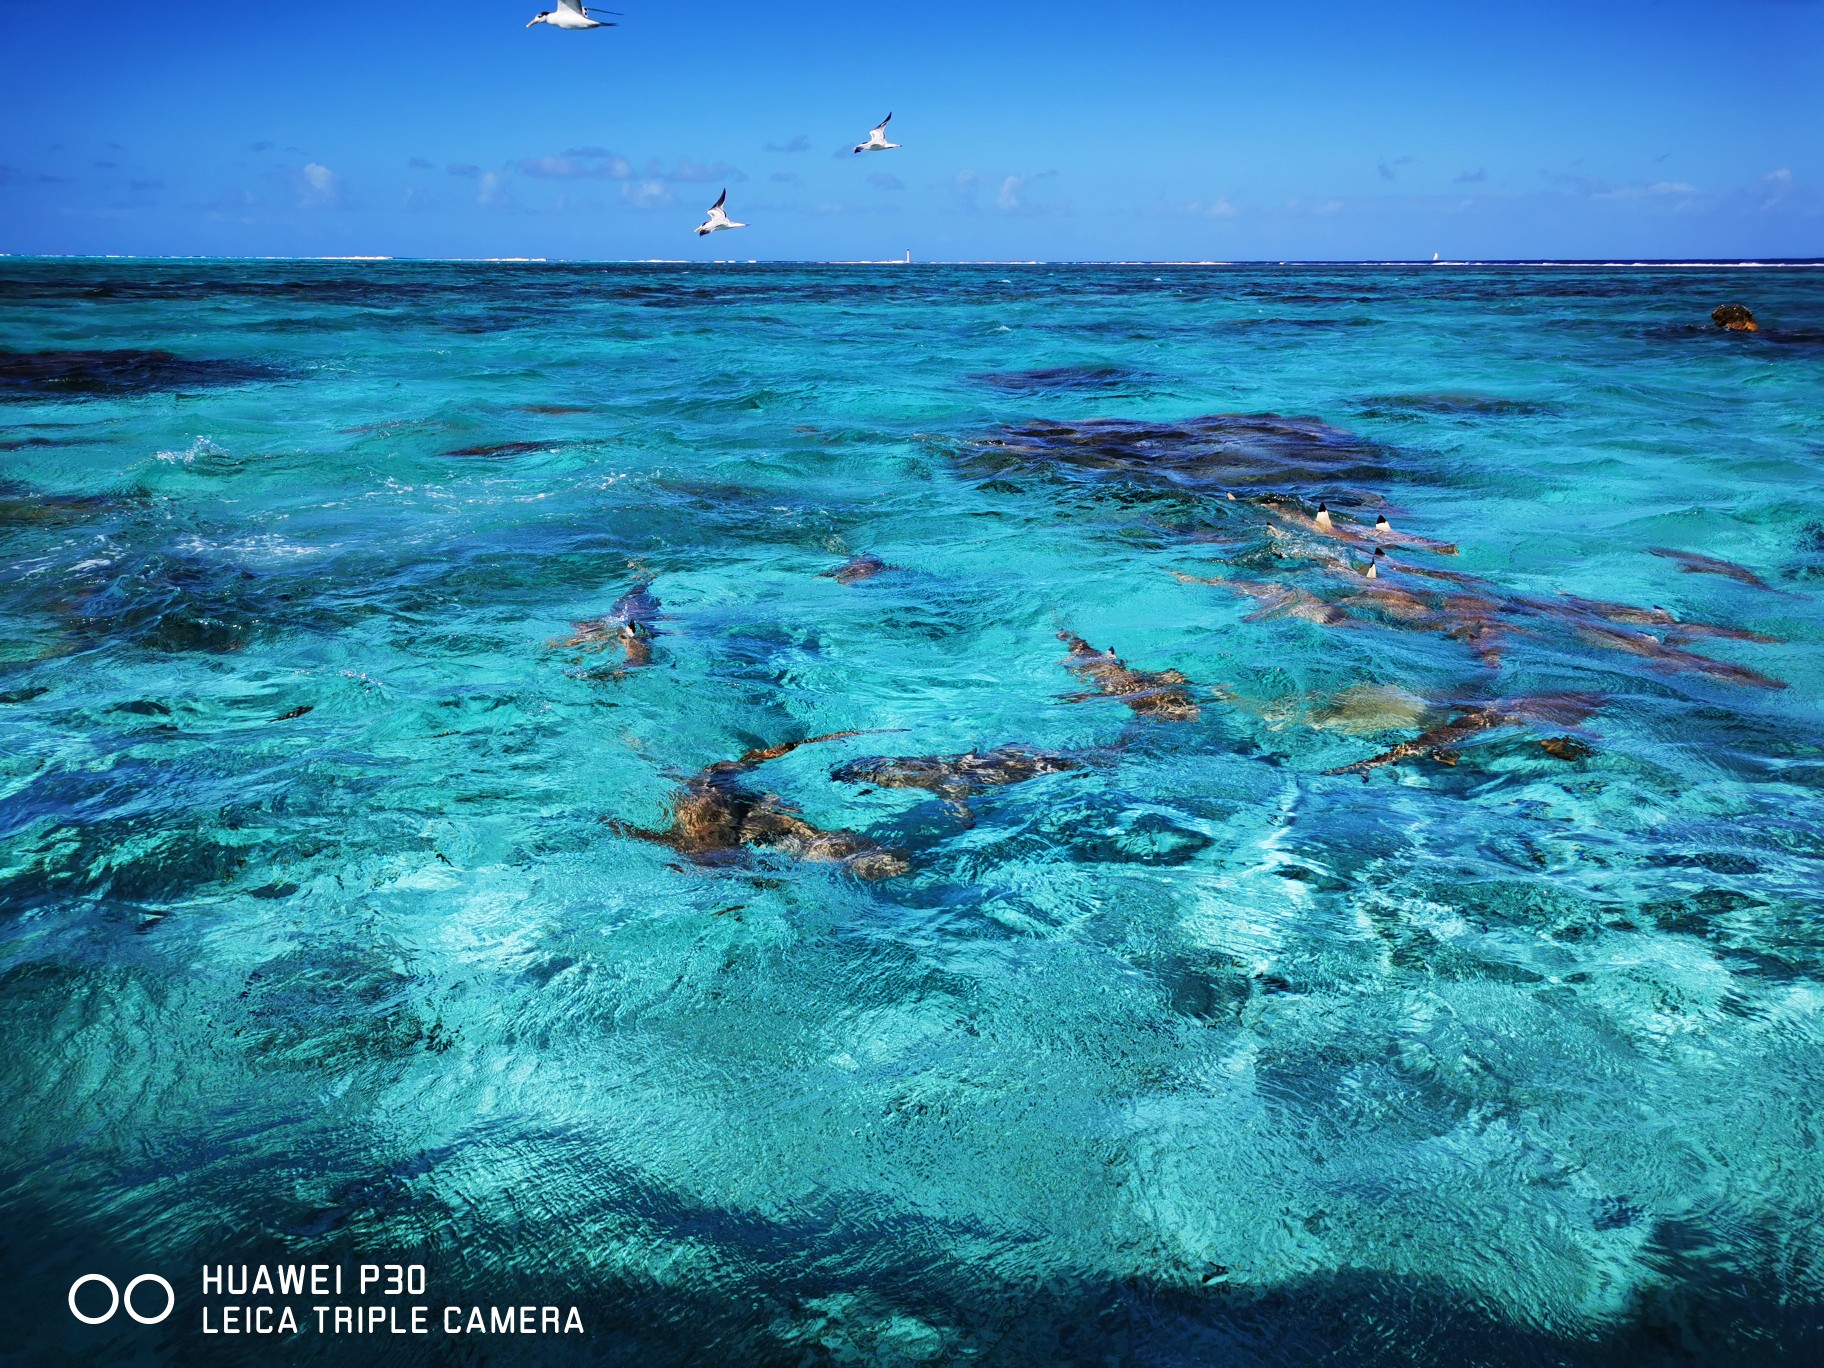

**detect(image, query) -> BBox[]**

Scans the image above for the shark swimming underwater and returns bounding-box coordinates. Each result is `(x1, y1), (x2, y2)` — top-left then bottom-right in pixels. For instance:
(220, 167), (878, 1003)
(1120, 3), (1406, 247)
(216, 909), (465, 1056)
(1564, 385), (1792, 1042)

(831, 744), (1087, 824)
(832, 746), (1085, 800)
(1057, 632), (1201, 720)
(606, 731), (911, 879)
(1322, 693), (1604, 780)
(557, 581), (664, 660)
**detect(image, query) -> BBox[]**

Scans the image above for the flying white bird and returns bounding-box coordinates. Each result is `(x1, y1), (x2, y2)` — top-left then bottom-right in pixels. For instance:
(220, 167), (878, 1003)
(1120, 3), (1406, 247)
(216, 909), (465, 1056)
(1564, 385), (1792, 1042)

(527, 1), (616, 30)
(852, 114), (899, 154)
(696, 189), (746, 237)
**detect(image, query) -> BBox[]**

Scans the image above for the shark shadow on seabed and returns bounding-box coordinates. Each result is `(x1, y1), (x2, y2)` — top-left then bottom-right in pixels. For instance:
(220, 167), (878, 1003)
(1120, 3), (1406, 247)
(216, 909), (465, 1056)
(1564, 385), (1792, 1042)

(967, 364), (1151, 397)
(0, 480), (144, 530)
(0, 742), (334, 925)
(1350, 392), (1557, 420)
(27, 550), (362, 657)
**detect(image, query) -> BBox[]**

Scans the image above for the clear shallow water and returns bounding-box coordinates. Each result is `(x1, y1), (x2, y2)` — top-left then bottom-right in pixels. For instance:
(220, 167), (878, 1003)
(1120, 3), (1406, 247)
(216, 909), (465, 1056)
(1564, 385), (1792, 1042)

(1, 260), (1822, 1365)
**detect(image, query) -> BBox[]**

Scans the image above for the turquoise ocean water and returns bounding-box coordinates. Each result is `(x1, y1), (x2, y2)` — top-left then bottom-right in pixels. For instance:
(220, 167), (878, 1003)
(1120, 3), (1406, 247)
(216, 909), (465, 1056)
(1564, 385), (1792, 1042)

(2, 260), (1823, 1364)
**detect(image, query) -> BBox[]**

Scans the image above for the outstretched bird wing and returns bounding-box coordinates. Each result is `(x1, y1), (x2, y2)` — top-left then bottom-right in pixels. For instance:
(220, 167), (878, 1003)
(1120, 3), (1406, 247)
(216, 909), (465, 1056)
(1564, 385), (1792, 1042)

(711, 188), (727, 211)
(876, 113), (892, 132)
(558, 0), (586, 12)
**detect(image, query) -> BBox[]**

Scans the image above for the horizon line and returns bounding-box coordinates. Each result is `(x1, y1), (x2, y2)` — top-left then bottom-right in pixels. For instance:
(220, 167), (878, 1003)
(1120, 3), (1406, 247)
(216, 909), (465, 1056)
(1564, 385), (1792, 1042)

(2, 253), (1822, 268)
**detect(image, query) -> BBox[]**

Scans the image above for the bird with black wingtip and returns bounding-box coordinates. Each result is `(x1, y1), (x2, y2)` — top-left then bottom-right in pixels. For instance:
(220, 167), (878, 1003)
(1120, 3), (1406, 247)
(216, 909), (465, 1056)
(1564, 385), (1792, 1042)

(526, 0), (617, 30)
(696, 188), (747, 237)
(853, 113), (900, 154)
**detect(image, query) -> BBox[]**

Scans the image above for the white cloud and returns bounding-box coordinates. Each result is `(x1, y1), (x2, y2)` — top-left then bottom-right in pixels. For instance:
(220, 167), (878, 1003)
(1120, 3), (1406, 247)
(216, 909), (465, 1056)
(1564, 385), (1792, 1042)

(521, 152), (737, 187)
(951, 169), (1063, 216)
(950, 170), (987, 208)
(1593, 181), (1698, 201)
(1545, 170), (1609, 195)
(299, 162), (342, 208)
(621, 180), (672, 209)
(478, 170), (509, 208)
(644, 158), (744, 184)
(520, 154), (633, 181)
(1145, 198), (1237, 220)
(1761, 166), (1793, 209)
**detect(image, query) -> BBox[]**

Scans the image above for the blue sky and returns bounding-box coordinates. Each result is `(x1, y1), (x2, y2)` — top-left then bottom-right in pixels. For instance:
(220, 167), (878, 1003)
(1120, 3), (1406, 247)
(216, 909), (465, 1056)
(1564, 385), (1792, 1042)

(0, 0), (1819, 260)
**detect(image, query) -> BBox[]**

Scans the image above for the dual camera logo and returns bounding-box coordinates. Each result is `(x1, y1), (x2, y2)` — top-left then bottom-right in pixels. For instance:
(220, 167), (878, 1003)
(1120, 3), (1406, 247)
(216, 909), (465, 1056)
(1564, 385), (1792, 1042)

(68, 1273), (176, 1326)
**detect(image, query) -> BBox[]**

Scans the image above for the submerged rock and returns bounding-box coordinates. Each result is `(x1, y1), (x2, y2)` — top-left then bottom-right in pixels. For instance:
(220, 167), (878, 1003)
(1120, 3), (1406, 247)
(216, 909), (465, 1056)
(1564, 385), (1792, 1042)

(0, 481), (138, 529)
(0, 347), (283, 399)
(970, 365), (1141, 395)
(440, 440), (552, 459)
(54, 554), (271, 654)
(1066, 810), (1214, 866)
(1353, 393), (1552, 418)
(1309, 684), (1434, 735)
(959, 413), (1396, 500)
(1711, 304), (1758, 333)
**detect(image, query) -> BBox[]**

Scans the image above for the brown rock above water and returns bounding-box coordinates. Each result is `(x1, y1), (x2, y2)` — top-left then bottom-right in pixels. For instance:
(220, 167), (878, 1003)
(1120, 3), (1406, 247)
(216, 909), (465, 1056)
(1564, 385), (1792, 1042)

(1711, 304), (1758, 333)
